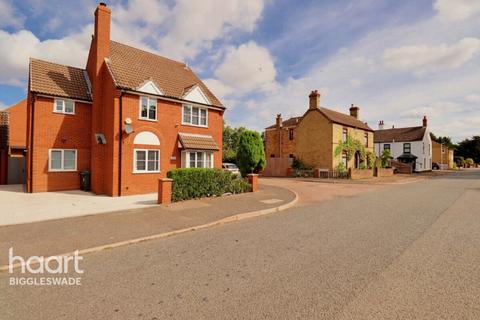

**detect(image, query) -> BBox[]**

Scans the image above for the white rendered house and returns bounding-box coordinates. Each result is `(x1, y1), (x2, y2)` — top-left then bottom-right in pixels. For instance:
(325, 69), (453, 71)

(374, 117), (432, 172)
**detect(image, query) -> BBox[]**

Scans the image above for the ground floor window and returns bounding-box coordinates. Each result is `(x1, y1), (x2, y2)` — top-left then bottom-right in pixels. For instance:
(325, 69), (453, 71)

(49, 149), (77, 171)
(342, 152), (348, 169)
(134, 149), (160, 173)
(185, 151), (213, 168)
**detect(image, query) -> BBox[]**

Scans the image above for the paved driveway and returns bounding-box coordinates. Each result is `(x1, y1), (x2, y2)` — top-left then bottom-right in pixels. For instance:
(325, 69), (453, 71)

(0, 185), (157, 226)
(2, 169), (480, 319)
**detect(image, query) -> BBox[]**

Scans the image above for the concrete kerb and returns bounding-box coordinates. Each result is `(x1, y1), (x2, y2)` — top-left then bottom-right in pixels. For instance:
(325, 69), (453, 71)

(0, 186), (299, 272)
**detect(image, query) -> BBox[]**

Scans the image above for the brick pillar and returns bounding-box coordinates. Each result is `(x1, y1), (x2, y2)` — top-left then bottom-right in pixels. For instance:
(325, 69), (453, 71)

(158, 178), (173, 204)
(247, 174), (259, 192)
(313, 168), (320, 178)
(286, 167), (294, 177)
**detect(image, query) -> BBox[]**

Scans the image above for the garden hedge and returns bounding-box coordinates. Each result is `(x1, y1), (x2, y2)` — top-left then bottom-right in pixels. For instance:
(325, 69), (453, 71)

(167, 168), (251, 202)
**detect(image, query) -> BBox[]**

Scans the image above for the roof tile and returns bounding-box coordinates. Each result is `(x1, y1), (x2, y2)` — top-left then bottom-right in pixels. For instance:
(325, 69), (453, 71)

(374, 126), (426, 143)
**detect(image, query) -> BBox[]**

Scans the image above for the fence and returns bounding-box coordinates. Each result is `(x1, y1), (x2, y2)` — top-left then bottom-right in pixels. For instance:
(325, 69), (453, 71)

(262, 157), (294, 177)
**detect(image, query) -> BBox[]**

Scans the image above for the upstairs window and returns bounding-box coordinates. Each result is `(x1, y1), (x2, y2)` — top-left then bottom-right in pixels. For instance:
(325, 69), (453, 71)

(384, 144), (391, 151)
(364, 133), (369, 147)
(182, 105), (208, 127)
(139, 96), (157, 121)
(342, 128), (348, 142)
(54, 99), (75, 115)
(289, 128), (294, 140)
(403, 143), (411, 154)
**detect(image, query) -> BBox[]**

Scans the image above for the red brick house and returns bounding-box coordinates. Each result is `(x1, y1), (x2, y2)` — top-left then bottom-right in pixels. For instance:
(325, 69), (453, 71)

(24, 3), (224, 196)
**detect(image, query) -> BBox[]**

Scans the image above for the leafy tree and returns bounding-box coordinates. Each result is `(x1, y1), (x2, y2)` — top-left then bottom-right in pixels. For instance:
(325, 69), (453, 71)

(380, 149), (392, 168)
(236, 130), (266, 176)
(465, 158), (475, 167)
(456, 136), (480, 164)
(223, 123), (246, 163)
(366, 151), (376, 169)
(334, 135), (366, 167)
(430, 133), (456, 149)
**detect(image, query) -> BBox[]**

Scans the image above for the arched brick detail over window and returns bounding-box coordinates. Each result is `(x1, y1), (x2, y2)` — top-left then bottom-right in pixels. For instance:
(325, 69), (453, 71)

(133, 131), (160, 145)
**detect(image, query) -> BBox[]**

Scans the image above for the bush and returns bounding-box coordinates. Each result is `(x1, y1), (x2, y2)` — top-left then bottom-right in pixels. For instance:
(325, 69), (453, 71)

(167, 168), (251, 202)
(236, 130), (266, 176)
(292, 158), (313, 170)
(336, 162), (347, 174)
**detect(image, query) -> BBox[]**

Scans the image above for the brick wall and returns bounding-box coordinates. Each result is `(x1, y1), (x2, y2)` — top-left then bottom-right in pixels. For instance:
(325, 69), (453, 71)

(6, 99), (27, 148)
(118, 93), (223, 196)
(264, 126), (296, 158)
(29, 96), (91, 192)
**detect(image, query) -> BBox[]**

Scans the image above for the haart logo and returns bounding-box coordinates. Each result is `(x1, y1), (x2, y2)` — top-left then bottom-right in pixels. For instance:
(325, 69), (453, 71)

(8, 248), (84, 286)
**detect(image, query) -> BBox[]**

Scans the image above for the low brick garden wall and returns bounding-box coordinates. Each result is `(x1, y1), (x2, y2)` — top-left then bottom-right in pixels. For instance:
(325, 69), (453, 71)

(375, 168), (394, 177)
(348, 168), (374, 180)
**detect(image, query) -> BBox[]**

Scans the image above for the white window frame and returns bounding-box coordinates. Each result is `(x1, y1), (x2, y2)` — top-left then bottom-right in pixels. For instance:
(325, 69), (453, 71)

(48, 149), (77, 172)
(182, 104), (208, 127)
(138, 96), (158, 121)
(133, 149), (160, 173)
(53, 98), (75, 115)
(183, 151), (214, 168)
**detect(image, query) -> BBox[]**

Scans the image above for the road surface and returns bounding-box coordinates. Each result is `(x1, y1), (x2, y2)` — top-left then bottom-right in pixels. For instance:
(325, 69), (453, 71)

(2, 169), (479, 319)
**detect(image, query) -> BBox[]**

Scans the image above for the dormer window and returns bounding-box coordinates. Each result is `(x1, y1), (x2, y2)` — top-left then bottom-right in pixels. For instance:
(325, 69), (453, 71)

(54, 98), (75, 115)
(182, 104), (207, 127)
(139, 96), (157, 121)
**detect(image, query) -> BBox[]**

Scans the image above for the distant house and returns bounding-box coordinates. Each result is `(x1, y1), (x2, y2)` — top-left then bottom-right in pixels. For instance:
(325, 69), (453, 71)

(374, 117), (432, 172)
(432, 140), (454, 169)
(265, 90), (374, 171)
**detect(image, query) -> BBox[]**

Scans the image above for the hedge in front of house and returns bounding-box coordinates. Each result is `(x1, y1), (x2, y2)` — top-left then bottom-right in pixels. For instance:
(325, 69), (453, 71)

(167, 168), (251, 202)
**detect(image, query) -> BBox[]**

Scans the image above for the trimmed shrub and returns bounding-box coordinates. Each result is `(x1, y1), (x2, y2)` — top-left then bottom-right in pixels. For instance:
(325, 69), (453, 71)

(236, 130), (266, 176)
(167, 168), (251, 202)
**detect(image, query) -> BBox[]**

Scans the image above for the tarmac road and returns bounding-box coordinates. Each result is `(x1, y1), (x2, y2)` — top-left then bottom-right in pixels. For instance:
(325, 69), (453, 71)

(2, 169), (480, 319)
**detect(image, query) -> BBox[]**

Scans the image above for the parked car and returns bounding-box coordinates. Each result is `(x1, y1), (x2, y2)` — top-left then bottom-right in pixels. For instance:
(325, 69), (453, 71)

(432, 162), (440, 170)
(222, 163), (240, 175)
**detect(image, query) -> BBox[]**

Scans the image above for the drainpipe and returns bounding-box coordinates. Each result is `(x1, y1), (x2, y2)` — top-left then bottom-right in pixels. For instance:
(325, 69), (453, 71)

(118, 91), (123, 196)
(28, 94), (36, 193)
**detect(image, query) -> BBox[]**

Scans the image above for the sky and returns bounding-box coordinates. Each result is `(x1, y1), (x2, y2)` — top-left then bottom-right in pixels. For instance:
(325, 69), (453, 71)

(0, 0), (479, 142)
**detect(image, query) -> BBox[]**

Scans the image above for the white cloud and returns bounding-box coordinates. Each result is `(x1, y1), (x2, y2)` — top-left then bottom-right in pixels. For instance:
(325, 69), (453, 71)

(465, 94), (480, 103)
(0, 100), (7, 110)
(208, 41), (276, 98)
(111, 0), (169, 27)
(434, 0), (480, 22)
(383, 37), (480, 75)
(0, 26), (91, 85)
(158, 0), (266, 60)
(0, 0), (24, 29)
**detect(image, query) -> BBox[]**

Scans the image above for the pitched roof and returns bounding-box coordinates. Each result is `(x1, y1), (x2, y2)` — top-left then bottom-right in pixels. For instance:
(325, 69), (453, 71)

(178, 133), (219, 151)
(107, 41), (223, 108)
(374, 126), (426, 143)
(265, 116), (302, 129)
(318, 107), (372, 131)
(29, 59), (92, 101)
(265, 108), (373, 131)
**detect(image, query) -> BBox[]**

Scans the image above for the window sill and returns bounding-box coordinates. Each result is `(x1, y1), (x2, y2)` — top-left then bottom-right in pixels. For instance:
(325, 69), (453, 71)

(48, 170), (78, 172)
(53, 111), (75, 115)
(181, 123), (208, 128)
(132, 171), (161, 174)
(138, 118), (158, 122)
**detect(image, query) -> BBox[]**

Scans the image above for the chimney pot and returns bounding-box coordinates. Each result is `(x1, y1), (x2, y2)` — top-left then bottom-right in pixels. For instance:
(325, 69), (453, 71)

(378, 120), (384, 130)
(308, 90), (321, 110)
(99, 2), (107, 6)
(349, 104), (360, 119)
(276, 114), (283, 128)
(422, 116), (427, 127)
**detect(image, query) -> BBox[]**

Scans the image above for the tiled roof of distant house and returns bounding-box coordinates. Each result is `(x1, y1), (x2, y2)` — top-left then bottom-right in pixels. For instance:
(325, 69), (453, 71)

(374, 126), (426, 143)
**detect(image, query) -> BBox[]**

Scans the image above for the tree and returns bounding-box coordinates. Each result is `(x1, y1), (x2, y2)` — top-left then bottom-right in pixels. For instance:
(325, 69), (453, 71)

(236, 130), (266, 176)
(456, 136), (480, 164)
(380, 149), (392, 168)
(430, 133), (456, 149)
(222, 123), (246, 163)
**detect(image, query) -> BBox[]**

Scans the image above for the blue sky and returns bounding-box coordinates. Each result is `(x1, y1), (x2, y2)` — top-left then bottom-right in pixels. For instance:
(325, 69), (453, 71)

(0, 0), (479, 141)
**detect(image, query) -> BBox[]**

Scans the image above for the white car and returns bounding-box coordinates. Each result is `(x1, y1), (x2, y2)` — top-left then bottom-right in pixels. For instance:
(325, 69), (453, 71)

(222, 163), (240, 175)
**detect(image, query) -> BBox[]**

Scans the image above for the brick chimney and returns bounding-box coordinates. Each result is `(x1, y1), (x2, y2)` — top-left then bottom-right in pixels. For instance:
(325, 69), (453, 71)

(422, 116), (427, 127)
(276, 114), (283, 128)
(87, 2), (111, 83)
(309, 90), (320, 110)
(349, 104), (359, 119)
(378, 120), (384, 130)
